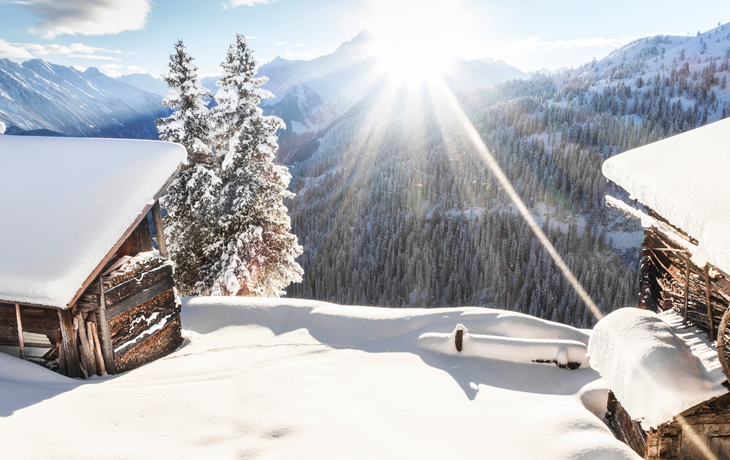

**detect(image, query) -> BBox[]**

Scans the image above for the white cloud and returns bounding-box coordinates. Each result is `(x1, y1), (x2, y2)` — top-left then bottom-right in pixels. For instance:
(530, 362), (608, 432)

(72, 64), (87, 72)
(19, 0), (151, 39)
(226, 0), (274, 6)
(274, 42), (285, 45)
(0, 39), (34, 59)
(126, 65), (147, 74)
(68, 54), (121, 60)
(14, 42), (122, 56)
(294, 44), (307, 47)
(101, 63), (123, 77)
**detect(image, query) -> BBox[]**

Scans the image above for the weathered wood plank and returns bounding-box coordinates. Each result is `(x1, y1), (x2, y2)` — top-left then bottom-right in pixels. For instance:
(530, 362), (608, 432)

(97, 277), (116, 375)
(75, 313), (95, 377)
(110, 288), (177, 353)
(116, 214), (153, 259)
(104, 264), (173, 307)
(107, 277), (175, 320)
(151, 200), (168, 258)
(58, 310), (82, 378)
(15, 304), (24, 360)
(114, 316), (183, 373)
(87, 321), (105, 376)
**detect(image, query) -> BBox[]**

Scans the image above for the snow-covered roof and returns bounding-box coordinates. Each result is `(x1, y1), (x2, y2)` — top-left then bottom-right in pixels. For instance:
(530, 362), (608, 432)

(0, 136), (186, 308)
(588, 308), (727, 430)
(602, 118), (730, 274)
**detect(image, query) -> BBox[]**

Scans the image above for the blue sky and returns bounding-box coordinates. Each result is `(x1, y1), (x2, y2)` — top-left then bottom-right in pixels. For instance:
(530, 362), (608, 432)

(1, 0), (729, 77)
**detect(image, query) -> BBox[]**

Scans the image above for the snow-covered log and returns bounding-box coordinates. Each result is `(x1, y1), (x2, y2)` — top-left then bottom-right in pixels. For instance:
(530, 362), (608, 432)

(418, 324), (589, 369)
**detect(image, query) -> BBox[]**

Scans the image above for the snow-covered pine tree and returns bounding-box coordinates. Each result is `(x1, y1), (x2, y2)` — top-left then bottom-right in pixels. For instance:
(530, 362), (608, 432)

(203, 33), (303, 297)
(156, 40), (222, 295)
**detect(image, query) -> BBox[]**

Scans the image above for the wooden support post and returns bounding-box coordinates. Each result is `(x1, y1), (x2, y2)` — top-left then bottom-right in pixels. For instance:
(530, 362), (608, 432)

(75, 313), (96, 377)
(151, 200), (168, 259)
(58, 309), (82, 377)
(87, 321), (105, 376)
(97, 277), (116, 374)
(705, 265), (715, 341)
(684, 251), (691, 325)
(15, 303), (25, 360)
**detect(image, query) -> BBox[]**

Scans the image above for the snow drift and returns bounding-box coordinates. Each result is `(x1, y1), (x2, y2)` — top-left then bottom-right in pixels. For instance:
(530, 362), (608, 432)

(0, 298), (639, 459)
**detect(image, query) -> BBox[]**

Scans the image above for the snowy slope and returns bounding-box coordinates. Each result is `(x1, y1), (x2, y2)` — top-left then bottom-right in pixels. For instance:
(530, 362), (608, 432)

(0, 298), (639, 459)
(116, 72), (169, 97)
(566, 22), (730, 125)
(0, 59), (167, 138)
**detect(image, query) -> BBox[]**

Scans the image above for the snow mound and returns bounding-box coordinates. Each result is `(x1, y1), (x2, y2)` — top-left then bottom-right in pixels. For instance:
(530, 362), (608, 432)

(602, 118), (730, 274)
(0, 298), (639, 459)
(588, 308), (728, 430)
(0, 136), (186, 308)
(418, 323), (589, 368)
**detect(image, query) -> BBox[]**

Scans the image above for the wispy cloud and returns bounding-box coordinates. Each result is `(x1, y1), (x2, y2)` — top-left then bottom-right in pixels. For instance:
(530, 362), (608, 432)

(225, 0), (275, 6)
(294, 44), (307, 47)
(2, 41), (124, 61)
(274, 42), (285, 45)
(15, 42), (122, 56)
(0, 39), (34, 59)
(68, 54), (121, 60)
(17, 0), (151, 39)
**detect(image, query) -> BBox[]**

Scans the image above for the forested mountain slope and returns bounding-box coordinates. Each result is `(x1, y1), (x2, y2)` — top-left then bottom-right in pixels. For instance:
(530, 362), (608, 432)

(284, 22), (730, 328)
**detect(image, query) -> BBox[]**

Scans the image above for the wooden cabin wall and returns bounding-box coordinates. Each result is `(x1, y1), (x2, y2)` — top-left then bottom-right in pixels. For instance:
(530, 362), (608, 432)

(639, 227), (730, 337)
(117, 214), (153, 258)
(607, 391), (648, 458)
(103, 259), (182, 373)
(0, 302), (59, 348)
(609, 391), (730, 459)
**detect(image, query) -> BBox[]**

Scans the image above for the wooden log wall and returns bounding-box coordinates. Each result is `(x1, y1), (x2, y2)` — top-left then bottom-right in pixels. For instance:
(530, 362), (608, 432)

(103, 258), (182, 374)
(607, 391), (648, 458)
(0, 302), (59, 348)
(638, 227), (730, 339)
(609, 390), (730, 459)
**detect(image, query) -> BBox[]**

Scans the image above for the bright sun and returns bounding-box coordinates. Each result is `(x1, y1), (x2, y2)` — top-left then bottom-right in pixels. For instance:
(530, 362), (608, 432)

(366, 0), (470, 83)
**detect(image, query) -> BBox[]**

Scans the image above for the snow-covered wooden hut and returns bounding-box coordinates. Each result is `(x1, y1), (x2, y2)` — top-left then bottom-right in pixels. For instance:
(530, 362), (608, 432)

(0, 135), (187, 378)
(599, 117), (730, 459)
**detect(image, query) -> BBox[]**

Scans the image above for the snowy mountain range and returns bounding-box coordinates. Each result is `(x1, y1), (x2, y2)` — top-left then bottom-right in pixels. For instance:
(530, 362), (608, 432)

(0, 59), (167, 138)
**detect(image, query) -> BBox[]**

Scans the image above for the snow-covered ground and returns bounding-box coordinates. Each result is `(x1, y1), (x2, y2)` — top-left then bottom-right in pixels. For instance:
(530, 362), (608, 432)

(0, 298), (639, 459)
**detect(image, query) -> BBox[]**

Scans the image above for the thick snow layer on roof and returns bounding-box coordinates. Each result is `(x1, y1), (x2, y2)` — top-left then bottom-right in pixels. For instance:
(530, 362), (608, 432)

(588, 308), (727, 430)
(602, 118), (730, 274)
(0, 136), (186, 308)
(0, 298), (639, 459)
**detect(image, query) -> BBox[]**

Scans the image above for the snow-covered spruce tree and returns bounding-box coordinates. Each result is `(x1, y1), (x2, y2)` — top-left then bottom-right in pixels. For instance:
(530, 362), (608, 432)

(202, 33), (303, 297)
(156, 40), (223, 295)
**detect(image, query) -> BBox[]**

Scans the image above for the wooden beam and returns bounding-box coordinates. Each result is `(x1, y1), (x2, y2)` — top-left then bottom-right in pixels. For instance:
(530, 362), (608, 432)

(87, 321), (105, 376)
(705, 265), (715, 341)
(106, 277), (175, 319)
(151, 200), (168, 259)
(97, 277), (116, 375)
(58, 309), (82, 377)
(75, 313), (95, 377)
(15, 304), (24, 360)
(684, 252), (691, 325)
